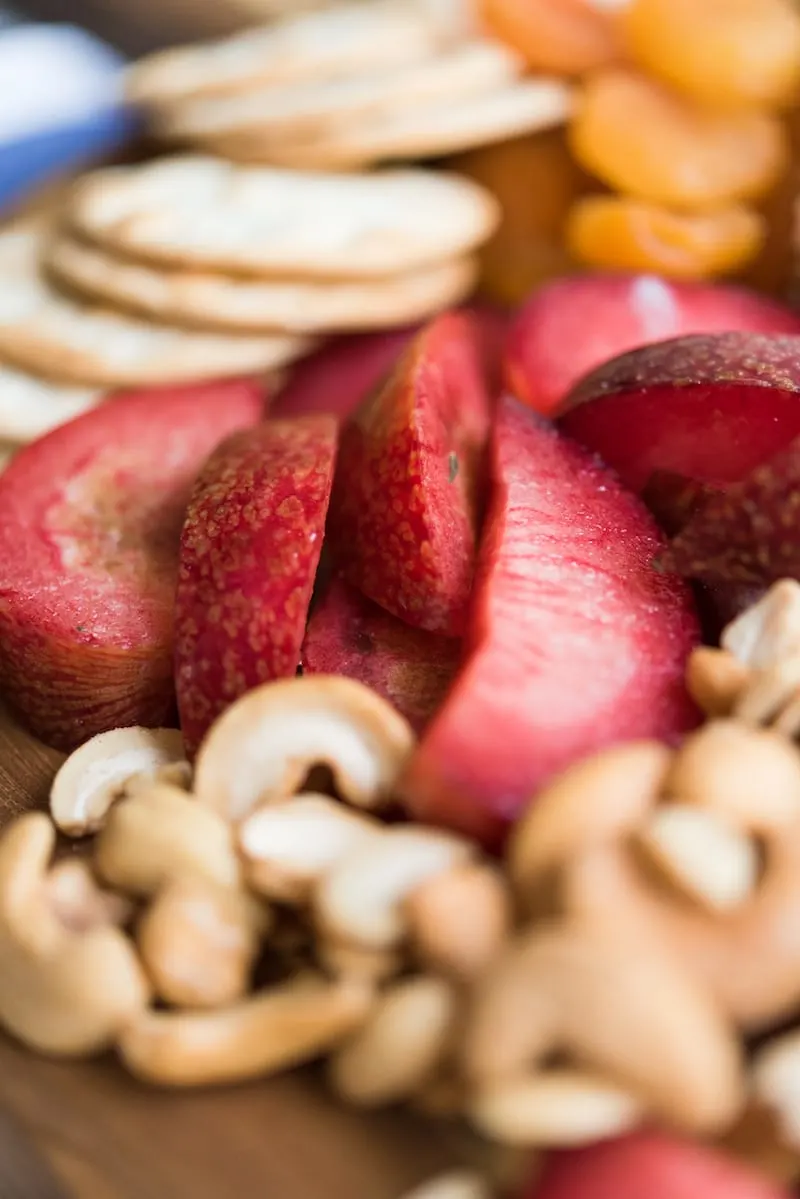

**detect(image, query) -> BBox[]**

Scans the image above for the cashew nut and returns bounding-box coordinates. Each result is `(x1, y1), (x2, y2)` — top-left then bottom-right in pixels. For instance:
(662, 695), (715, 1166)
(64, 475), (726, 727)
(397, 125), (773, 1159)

(686, 647), (749, 718)
(124, 759), (192, 796)
(0, 814), (149, 1055)
(397, 1172), (493, 1199)
(509, 740), (672, 907)
(723, 580), (800, 669)
(639, 804), (758, 913)
(193, 676), (415, 822)
(735, 655), (800, 729)
(462, 919), (744, 1134)
(466, 1069), (643, 1147)
(50, 727), (185, 836)
(753, 1029), (800, 1151)
(94, 785), (240, 897)
(239, 794), (383, 904)
(405, 863), (511, 980)
(317, 939), (403, 985)
(328, 976), (457, 1107)
(315, 827), (472, 951)
(46, 857), (134, 931)
(136, 877), (270, 1009)
(117, 973), (372, 1086)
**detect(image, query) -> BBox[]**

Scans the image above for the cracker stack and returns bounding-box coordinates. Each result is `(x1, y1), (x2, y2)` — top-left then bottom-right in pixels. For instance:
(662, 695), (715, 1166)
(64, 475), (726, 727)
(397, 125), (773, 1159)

(124, 0), (573, 168)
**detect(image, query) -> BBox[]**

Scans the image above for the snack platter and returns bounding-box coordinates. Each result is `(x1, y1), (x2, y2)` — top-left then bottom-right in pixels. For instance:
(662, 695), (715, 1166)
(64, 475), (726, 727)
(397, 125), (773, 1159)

(6, 1), (800, 1198)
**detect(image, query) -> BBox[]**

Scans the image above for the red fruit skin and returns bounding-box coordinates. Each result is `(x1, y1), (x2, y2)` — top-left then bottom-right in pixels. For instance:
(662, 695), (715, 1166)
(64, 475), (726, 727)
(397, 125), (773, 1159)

(527, 1132), (791, 1199)
(301, 578), (461, 733)
(271, 328), (418, 420)
(175, 415), (337, 755)
(329, 311), (493, 637)
(560, 332), (800, 493)
(400, 397), (699, 848)
(0, 380), (265, 750)
(506, 274), (800, 417)
(660, 436), (800, 587)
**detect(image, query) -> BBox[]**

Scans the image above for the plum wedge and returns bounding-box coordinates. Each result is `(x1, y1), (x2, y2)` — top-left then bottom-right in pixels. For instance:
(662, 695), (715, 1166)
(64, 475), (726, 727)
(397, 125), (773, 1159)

(401, 396), (699, 847)
(505, 274), (800, 417)
(301, 578), (461, 733)
(329, 311), (492, 637)
(175, 414), (337, 755)
(561, 332), (800, 494)
(0, 380), (265, 749)
(527, 1132), (790, 1199)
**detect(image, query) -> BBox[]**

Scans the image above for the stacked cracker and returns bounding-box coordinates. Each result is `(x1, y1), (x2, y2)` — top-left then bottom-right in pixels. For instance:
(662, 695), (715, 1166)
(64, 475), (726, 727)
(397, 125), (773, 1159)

(124, 0), (573, 169)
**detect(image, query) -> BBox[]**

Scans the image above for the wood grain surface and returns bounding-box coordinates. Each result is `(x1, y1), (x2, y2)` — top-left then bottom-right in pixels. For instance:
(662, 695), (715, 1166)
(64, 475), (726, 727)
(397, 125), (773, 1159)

(0, 707), (458, 1199)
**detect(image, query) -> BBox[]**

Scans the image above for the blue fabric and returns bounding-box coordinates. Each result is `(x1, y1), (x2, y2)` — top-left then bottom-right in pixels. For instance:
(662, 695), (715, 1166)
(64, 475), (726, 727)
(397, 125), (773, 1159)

(0, 106), (138, 212)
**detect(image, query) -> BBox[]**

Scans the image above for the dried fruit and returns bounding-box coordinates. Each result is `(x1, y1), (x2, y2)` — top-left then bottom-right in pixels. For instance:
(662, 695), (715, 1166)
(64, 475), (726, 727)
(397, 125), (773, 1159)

(0, 380), (264, 749)
(566, 197), (765, 280)
(505, 275), (800, 418)
(400, 397), (698, 847)
(622, 0), (800, 112)
(301, 578), (461, 733)
(570, 70), (788, 210)
(329, 312), (492, 637)
(480, 0), (620, 75)
(174, 415), (337, 755)
(451, 130), (585, 307)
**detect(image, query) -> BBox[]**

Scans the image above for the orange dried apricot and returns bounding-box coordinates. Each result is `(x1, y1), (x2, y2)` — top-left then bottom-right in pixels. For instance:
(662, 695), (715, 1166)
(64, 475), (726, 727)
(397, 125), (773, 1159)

(451, 129), (586, 306)
(566, 195), (765, 279)
(622, 0), (800, 112)
(479, 0), (620, 76)
(570, 69), (789, 210)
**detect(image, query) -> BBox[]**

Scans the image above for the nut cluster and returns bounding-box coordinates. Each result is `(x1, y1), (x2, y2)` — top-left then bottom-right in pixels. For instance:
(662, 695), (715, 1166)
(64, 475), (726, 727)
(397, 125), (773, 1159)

(5, 590), (800, 1191)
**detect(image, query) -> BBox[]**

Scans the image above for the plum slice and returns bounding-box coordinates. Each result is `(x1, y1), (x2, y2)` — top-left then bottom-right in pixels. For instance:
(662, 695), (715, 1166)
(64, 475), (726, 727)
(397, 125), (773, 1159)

(0, 380), (265, 750)
(400, 396), (699, 848)
(560, 332), (800, 493)
(527, 1131), (790, 1199)
(175, 414), (337, 754)
(505, 274), (800, 417)
(329, 311), (493, 637)
(301, 578), (461, 734)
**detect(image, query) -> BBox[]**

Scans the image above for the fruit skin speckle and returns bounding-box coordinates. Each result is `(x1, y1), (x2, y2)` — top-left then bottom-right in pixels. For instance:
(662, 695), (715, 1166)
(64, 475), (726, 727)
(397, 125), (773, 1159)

(302, 577), (461, 733)
(0, 379), (265, 750)
(329, 312), (492, 638)
(400, 396), (699, 849)
(174, 414), (337, 756)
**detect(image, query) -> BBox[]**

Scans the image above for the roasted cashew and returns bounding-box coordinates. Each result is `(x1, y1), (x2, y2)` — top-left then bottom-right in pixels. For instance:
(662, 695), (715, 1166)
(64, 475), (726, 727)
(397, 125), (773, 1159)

(239, 794), (383, 904)
(315, 826), (472, 951)
(94, 784), (240, 896)
(193, 676), (415, 822)
(136, 876), (270, 1009)
(752, 1029), (800, 1154)
(317, 939), (403, 985)
(50, 727), (185, 836)
(117, 973), (372, 1087)
(124, 759), (192, 796)
(686, 648), (749, 718)
(462, 919), (743, 1135)
(46, 857), (134, 931)
(511, 725), (800, 1029)
(404, 863), (512, 980)
(328, 976), (457, 1107)
(466, 1069), (643, 1147)
(723, 581), (800, 670)
(0, 814), (149, 1055)
(640, 804), (758, 913)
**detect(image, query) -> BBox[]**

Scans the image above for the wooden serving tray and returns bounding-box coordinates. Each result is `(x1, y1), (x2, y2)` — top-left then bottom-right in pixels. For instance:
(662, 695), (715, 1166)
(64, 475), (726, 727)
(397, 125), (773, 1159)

(0, 708), (459, 1199)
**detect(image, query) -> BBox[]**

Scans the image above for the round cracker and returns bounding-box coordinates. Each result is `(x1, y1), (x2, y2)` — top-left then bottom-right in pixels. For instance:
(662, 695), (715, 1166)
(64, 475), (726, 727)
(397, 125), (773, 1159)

(126, 1), (446, 109)
(209, 78), (574, 169)
(0, 364), (101, 442)
(157, 41), (522, 143)
(67, 156), (500, 280)
(0, 226), (308, 388)
(47, 236), (479, 334)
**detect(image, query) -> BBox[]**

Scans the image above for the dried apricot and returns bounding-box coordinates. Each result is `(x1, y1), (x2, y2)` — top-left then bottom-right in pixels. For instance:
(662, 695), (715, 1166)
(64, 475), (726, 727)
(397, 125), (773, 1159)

(622, 0), (800, 111)
(566, 195), (765, 279)
(570, 69), (789, 210)
(450, 130), (586, 306)
(479, 0), (620, 75)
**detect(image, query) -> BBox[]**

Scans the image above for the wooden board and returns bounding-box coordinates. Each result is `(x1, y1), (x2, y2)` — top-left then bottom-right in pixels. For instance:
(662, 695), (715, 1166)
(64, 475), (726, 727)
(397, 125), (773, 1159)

(0, 707), (459, 1199)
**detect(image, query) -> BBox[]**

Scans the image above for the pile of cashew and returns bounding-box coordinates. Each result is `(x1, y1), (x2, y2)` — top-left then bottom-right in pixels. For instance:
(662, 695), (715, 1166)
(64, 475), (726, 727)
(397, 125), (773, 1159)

(3, 589), (800, 1192)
